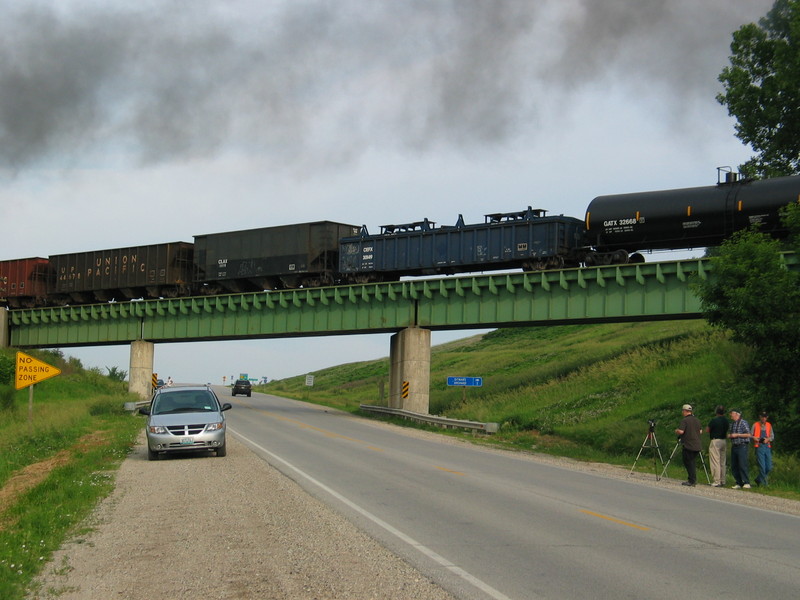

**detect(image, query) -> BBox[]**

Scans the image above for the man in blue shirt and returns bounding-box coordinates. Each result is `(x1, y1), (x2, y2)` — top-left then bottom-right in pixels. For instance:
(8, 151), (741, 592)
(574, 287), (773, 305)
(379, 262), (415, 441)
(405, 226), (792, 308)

(728, 409), (751, 489)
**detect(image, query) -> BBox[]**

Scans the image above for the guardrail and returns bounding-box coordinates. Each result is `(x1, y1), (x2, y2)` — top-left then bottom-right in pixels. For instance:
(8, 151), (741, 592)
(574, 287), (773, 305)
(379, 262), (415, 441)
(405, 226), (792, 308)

(360, 404), (499, 434)
(124, 400), (150, 413)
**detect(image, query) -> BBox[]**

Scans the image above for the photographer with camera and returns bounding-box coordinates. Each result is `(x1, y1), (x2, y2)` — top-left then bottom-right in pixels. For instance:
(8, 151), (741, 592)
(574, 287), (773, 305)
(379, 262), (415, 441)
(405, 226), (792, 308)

(751, 412), (774, 486)
(675, 404), (702, 487)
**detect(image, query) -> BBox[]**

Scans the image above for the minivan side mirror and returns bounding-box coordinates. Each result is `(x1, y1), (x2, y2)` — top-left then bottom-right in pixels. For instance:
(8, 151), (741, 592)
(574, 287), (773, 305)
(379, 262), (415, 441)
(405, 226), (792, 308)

(221, 403), (233, 411)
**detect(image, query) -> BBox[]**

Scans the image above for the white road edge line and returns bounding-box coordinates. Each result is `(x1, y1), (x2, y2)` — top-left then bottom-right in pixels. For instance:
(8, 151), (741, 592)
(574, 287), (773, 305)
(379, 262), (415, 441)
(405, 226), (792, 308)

(233, 430), (515, 600)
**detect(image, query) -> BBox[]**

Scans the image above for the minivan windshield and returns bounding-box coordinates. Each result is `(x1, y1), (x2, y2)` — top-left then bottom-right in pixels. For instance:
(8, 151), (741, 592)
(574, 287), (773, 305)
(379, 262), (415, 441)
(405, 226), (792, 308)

(152, 390), (219, 414)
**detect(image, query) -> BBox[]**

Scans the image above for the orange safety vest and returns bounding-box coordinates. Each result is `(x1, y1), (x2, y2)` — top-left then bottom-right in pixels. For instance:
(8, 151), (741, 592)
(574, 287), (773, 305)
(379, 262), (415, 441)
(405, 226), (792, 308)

(752, 422), (773, 448)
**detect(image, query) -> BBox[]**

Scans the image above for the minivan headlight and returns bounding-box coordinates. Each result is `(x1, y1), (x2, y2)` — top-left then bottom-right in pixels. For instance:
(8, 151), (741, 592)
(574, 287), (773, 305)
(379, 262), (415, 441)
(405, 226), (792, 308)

(205, 422), (224, 432)
(148, 425), (168, 434)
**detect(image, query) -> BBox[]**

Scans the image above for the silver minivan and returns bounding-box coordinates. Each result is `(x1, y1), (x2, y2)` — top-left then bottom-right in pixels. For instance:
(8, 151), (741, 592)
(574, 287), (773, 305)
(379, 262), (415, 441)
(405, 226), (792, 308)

(139, 386), (232, 460)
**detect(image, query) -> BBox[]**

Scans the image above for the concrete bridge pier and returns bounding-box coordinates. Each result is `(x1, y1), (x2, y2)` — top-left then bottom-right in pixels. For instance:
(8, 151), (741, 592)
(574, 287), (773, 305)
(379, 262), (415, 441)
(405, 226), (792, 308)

(129, 340), (154, 400)
(389, 327), (431, 414)
(0, 309), (8, 348)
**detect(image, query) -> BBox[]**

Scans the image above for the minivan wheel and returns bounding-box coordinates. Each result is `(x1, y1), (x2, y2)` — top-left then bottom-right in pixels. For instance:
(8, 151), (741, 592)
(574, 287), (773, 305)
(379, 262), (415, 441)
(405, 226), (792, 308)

(148, 448), (159, 461)
(216, 442), (227, 457)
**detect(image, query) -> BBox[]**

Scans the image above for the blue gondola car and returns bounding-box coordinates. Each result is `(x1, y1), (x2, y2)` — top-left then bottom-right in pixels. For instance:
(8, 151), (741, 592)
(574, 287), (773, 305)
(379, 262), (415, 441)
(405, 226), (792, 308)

(339, 208), (586, 283)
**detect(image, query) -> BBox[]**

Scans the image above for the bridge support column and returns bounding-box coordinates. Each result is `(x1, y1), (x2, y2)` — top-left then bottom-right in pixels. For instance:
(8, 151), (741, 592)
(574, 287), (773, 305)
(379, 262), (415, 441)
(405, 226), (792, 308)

(389, 327), (430, 414)
(129, 340), (154, 400)
(0, 309), (8, 348)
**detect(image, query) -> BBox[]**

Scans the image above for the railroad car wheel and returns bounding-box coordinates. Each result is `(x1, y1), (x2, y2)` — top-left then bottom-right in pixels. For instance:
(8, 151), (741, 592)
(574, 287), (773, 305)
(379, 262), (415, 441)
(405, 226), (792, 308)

(548, 256), (565, 269)
(612, 250), (629, 264)
(535, 260), (549, 270)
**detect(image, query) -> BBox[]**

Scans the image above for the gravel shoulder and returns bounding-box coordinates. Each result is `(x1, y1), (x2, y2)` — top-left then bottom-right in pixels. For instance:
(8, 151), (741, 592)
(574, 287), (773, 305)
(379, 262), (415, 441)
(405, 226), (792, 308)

(28, 422), (800, 599)
(28, 433), (457, 600)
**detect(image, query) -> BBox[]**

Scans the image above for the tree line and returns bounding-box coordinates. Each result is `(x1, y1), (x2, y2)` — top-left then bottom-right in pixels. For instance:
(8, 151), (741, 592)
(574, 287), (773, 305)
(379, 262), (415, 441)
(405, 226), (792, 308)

(701, 0), (800, 450)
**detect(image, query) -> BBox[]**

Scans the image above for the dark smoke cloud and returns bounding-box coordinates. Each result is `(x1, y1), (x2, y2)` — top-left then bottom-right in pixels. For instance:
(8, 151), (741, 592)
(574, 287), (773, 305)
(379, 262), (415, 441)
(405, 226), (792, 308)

(0, 0), (774, 170)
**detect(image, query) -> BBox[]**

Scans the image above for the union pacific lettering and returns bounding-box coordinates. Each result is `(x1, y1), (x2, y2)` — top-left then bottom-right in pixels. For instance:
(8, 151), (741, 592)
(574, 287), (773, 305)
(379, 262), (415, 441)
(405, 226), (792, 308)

(56, 252), (147, 285)
(85, 253), (144, 278)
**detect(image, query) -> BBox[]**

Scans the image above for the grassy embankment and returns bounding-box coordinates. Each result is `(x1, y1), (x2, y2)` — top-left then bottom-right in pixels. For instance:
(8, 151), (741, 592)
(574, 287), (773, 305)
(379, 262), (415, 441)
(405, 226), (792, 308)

(0, 348), (142, 600)
(264, 320), (800, 498)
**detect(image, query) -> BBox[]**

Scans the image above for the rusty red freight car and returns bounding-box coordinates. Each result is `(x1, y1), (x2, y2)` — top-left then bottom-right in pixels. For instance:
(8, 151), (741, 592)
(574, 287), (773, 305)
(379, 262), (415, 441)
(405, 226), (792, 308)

(49, 242), (194, 303)
(0, 257), (52, 308)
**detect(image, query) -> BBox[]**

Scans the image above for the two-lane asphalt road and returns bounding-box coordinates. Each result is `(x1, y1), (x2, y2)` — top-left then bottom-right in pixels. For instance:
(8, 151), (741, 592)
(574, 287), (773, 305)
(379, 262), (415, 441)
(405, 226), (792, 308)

(222, 389), (800, 600)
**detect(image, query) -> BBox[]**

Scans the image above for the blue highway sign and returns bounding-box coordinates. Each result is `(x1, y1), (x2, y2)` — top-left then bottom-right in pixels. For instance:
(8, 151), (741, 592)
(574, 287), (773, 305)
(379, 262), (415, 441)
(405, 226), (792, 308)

(447, 376), (483, 387)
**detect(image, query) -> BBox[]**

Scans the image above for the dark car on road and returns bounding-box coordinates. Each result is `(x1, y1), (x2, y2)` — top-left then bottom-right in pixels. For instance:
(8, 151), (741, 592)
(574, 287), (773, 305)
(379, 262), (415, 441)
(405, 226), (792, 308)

(139, 385), (232, 460)
(232, 379), (252, 397)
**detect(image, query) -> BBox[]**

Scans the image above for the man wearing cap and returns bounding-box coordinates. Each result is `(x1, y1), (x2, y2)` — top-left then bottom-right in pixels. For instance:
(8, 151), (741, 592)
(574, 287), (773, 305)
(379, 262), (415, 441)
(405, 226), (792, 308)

(675, 404), (703, 487)
(751, 412), (774, 486)
(728, 409), (751, 489)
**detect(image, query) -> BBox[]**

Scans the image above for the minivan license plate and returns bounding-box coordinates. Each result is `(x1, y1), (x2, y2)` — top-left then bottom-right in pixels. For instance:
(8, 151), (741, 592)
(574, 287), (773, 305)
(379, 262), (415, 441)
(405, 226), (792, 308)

(180, 437), (194, 445)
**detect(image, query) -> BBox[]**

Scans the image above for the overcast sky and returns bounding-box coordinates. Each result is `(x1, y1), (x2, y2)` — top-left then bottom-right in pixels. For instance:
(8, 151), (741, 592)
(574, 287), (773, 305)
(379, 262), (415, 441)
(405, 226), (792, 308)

(1, 0), (775, 384)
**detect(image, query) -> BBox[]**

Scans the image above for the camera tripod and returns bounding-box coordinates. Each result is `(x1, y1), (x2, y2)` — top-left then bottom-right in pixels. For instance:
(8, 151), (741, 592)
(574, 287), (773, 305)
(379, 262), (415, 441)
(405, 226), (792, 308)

(659, 440), (711, 484)
(629, 422), (665, 480)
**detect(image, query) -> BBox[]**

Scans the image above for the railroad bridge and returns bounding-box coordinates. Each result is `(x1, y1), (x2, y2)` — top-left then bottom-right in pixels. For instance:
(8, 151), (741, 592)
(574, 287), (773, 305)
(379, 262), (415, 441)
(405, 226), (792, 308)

(0, 256), (775, 412)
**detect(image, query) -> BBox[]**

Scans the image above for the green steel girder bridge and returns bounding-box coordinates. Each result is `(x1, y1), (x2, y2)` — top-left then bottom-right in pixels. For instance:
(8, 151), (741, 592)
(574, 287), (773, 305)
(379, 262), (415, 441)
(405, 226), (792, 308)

(3, 255), (793, 409)
(7, 258), (713, 348)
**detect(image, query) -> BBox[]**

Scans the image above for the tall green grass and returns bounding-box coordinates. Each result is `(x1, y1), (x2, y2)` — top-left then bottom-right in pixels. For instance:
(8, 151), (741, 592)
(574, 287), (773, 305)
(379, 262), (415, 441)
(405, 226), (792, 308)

(0, 348), (142, 600)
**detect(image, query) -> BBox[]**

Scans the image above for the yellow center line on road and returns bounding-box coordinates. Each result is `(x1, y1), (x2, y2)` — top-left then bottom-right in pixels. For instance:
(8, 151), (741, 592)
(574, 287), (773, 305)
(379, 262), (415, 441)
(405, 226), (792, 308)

(580, 509), (650, 531)
(436, 466), (466, 476)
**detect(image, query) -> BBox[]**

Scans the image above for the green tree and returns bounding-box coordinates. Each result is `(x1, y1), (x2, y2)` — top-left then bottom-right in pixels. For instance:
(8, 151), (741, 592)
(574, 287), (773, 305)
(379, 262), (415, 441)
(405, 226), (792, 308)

(717, 0), (800, 178)
(694, 224), (800, 450)
(106, 366), (128, 382)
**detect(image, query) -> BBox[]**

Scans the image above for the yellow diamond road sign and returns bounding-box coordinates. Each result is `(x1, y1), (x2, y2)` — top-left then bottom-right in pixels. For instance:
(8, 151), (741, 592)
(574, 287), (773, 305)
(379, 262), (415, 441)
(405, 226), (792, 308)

(15, 351), (62, 390)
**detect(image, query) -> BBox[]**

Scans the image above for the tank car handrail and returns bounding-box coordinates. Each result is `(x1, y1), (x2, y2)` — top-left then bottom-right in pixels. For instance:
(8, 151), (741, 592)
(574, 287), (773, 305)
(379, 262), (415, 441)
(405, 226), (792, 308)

(716, 166), (753, 185)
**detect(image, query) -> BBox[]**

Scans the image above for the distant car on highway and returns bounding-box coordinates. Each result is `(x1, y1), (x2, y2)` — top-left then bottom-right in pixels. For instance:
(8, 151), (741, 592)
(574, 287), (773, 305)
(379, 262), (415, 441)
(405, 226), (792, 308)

(232, 379), (252, 397)
(139, 385), (232, 460)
